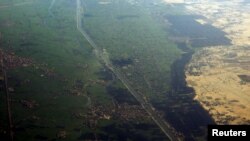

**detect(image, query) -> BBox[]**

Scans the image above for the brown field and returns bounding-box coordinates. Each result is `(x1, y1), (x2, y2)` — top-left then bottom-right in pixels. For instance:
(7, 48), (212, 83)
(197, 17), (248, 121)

(186, 46), (250, 124)
(183, 1), (250, 124)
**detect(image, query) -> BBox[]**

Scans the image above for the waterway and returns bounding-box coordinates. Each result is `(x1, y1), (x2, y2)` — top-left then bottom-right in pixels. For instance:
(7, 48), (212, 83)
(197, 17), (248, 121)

(151, 15), (232, 140)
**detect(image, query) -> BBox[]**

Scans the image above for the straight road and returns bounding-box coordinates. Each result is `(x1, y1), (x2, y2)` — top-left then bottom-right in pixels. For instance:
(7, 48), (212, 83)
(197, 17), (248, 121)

(76, 0), (182, 140)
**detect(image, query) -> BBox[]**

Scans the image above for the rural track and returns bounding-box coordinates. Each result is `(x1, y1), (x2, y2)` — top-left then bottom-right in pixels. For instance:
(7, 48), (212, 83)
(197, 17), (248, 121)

(1, 51), (14, 141)
(48, 0), (56, 17)
(76, 0), (182, 141)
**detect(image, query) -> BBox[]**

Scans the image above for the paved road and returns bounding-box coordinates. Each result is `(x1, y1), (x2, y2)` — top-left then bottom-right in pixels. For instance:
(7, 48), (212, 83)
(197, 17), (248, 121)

(76, 0), (182, 140)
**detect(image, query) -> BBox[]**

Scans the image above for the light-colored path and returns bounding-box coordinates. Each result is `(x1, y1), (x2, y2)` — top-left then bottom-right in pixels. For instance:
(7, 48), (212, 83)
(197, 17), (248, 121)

(48, 0), (56, 17)
(76, 0), (181, 140)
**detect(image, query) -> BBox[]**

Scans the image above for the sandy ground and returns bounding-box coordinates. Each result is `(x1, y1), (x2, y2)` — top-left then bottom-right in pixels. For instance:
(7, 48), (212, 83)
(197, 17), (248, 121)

(164, 0), (250, 124)
(186, 46), (250, 124)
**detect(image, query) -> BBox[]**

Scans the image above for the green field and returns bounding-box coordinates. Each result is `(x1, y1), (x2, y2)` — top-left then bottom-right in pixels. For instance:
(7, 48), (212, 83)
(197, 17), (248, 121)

(0, 0), (184, 140)
(82, 0), (181, 98)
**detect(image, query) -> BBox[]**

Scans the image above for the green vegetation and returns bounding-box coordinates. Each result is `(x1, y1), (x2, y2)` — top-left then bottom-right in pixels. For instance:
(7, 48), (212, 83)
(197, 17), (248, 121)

(0, 0), (105, 140)
(0, 0), (178, 140)
(82, 0), (181, 98)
